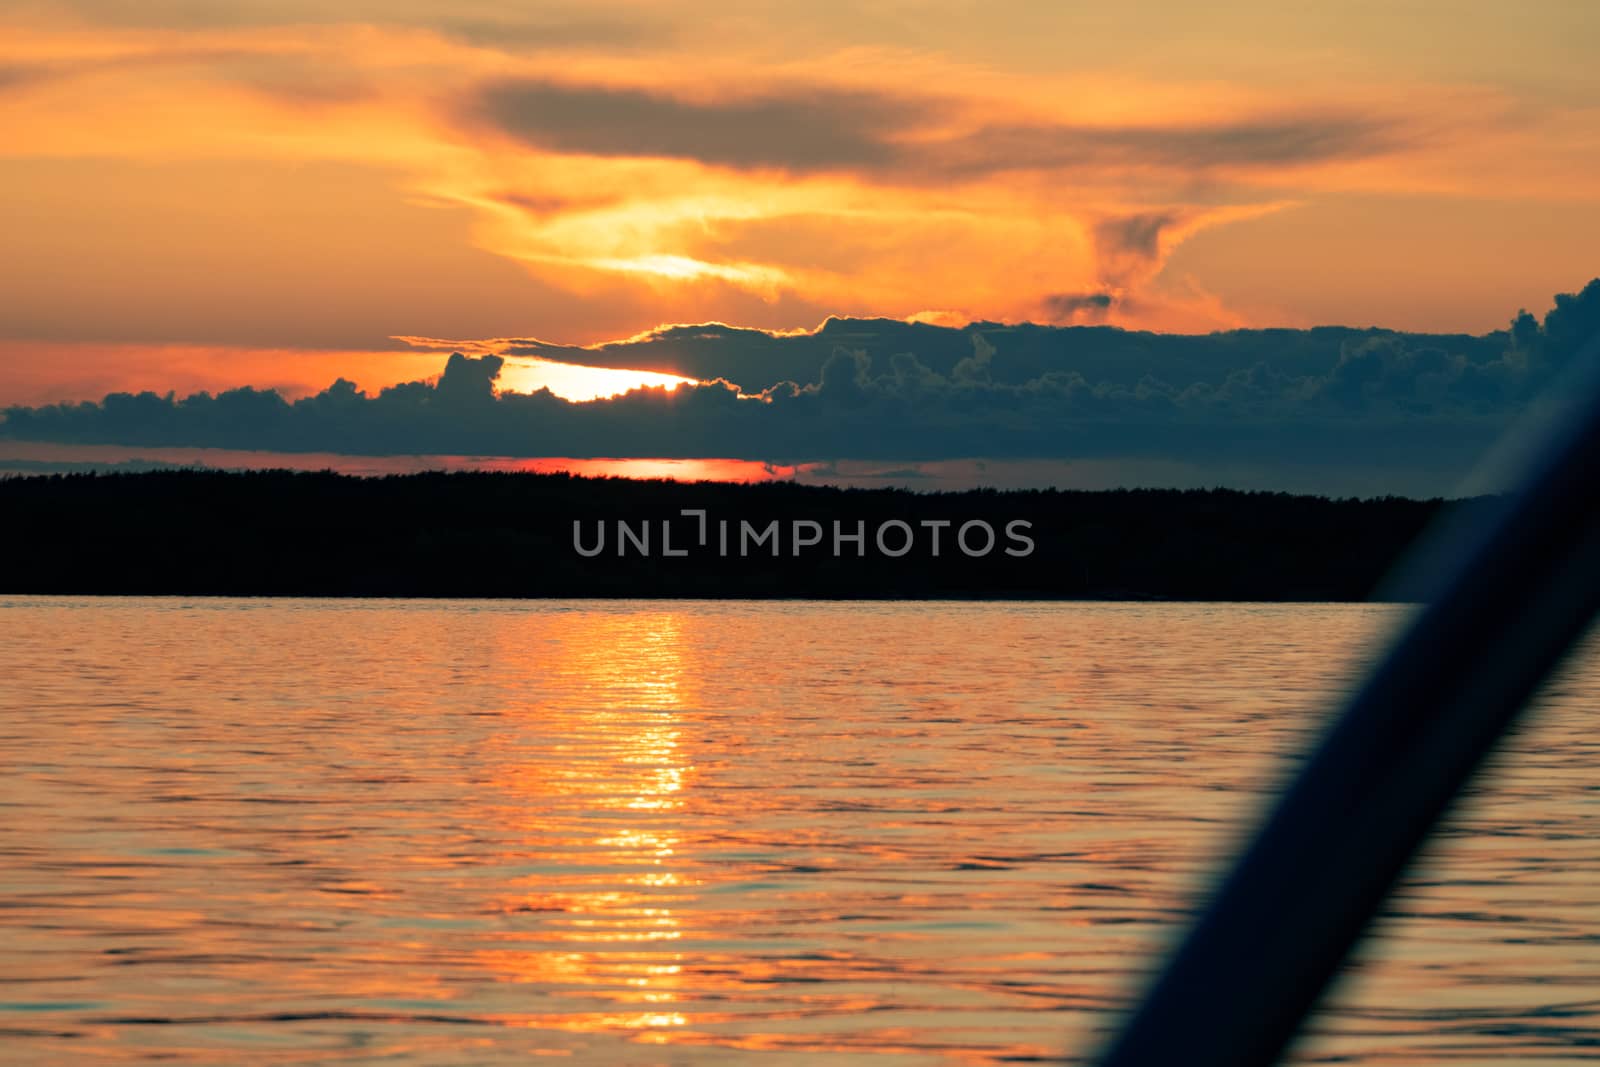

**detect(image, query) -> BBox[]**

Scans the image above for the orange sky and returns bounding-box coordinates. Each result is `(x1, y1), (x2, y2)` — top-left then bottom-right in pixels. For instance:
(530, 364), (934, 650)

(2, 1), (1597, 403)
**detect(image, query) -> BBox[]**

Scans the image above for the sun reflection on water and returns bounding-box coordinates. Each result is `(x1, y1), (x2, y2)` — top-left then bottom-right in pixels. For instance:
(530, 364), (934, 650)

(484, 610), (698, 1036)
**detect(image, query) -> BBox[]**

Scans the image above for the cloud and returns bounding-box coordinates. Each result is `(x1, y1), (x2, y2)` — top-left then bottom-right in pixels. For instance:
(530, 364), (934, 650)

(474, 79), (933, 172)
(0, 64), (43, 91)
(33, 0), (658, 46)
(1093, 212), (1175, 283)
(916, 114), (1401, 178)
(1038, 212), (1186, 324)
(1043, 291), (1116, 324)
(7, 281), (1595, 495)
(469, 77), (1403, 182)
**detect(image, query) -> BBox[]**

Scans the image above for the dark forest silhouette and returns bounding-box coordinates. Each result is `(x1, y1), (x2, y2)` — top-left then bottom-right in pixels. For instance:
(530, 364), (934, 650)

(0, 470), (1483, 600)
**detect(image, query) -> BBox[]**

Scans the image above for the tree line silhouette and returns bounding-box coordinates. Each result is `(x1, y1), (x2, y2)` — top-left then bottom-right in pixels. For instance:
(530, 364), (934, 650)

(0, 470), (1480, 599)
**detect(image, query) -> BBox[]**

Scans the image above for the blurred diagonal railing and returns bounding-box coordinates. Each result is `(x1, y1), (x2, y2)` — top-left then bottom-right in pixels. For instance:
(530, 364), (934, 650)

(1088, 334), (1600, 1067)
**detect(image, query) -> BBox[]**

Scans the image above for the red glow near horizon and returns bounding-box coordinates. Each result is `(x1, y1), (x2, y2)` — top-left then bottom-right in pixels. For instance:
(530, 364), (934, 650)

(0, 443), (798, 483)
(481, 457), (795, 481)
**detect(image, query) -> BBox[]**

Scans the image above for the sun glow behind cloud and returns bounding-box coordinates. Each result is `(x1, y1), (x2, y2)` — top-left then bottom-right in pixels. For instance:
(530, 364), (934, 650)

(496, 357), (695, 401)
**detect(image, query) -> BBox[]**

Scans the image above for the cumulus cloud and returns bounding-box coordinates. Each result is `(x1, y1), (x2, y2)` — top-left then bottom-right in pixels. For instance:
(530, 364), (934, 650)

(5, 281), (1596, 495)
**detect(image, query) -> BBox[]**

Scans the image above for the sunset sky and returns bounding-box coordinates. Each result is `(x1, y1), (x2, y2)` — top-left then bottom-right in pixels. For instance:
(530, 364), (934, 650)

(2, 2), (1597, 491)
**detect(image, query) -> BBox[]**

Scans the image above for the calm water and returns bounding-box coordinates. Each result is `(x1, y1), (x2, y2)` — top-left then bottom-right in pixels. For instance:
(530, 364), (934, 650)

(1, 598), (1595, 1065)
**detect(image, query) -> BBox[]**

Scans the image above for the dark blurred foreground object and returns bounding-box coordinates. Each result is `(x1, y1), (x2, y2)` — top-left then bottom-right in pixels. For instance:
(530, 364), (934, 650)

(1091, 343), (1600, 1066)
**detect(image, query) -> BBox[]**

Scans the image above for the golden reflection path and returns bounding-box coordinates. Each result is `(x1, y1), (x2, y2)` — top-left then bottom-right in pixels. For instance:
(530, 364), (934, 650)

(478, 610), (698, 1040)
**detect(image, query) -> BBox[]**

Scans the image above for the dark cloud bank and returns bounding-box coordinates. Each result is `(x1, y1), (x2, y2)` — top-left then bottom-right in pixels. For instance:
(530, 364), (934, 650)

(4, 281), (1597, 497)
